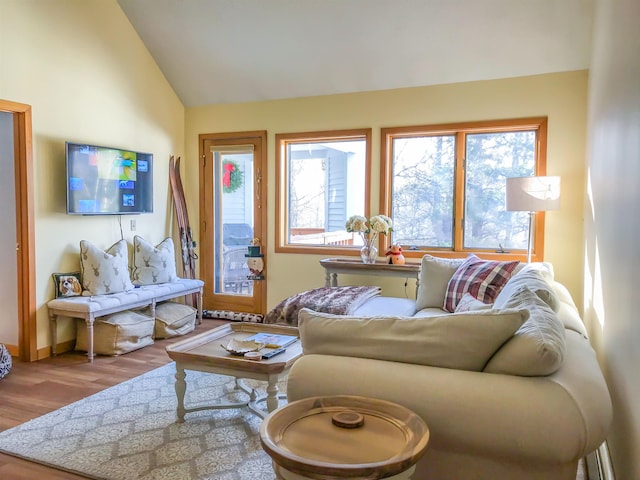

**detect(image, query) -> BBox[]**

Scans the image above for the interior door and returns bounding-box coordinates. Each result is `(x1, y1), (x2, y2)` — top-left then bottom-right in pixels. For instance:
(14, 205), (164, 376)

(200, 131), (267, 315)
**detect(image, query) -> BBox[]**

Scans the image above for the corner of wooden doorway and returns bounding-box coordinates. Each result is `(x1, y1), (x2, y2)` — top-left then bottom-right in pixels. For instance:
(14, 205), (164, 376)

(1, 99), (37, 362)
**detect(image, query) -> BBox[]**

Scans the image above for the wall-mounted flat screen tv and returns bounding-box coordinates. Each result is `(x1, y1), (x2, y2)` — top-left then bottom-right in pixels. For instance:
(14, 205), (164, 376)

(66, 142), (153, 215)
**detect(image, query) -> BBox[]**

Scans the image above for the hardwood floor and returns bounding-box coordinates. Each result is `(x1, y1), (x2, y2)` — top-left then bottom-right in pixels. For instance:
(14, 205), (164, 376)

(0, 319), (227, 480)
(0, 319), (592, 480)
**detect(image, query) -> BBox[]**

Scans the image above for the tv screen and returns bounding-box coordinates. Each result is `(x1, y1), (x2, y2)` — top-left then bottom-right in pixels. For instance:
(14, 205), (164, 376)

(66, 142), (153, 215)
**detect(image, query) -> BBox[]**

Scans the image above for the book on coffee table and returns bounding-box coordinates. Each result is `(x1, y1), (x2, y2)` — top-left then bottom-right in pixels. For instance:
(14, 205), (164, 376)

(245, 332), (298, 348)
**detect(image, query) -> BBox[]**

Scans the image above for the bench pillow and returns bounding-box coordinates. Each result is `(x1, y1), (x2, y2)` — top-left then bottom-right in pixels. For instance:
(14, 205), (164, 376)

(75, 310), (154, 355)
(298, 307), (528, 372)
(80, 239), (134, 296)
(416, 255), (464, 310)
(484, 286), (566, 376)
(132, 236), (178, 285)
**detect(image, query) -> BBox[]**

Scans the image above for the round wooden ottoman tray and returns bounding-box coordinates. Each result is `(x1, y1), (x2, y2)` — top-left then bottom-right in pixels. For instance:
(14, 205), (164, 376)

(260, 395), (429, 479)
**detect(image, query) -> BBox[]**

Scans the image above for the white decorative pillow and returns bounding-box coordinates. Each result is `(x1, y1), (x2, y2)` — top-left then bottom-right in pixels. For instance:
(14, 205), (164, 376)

(80, 239), (134, 296)
(485, 286), (566, 376)
(416, 254), (464, 310)
(494, 268), (560, 312)
(298, 307), (528, 372)
(443, 254), (519, 312)
(513, 261), (555, 282)
(132, 236), (178, 285)
(454, 293), (492, 313)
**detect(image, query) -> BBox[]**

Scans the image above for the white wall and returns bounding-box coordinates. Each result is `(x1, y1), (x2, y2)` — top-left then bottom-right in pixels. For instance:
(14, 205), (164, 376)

(1, 0), (185, 352)
(584, 0), (640, 477)
(0, 112), (18, 345)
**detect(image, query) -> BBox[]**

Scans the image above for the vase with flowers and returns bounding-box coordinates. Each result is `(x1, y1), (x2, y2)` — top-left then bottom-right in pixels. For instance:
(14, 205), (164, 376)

(345, 214), (393, 264)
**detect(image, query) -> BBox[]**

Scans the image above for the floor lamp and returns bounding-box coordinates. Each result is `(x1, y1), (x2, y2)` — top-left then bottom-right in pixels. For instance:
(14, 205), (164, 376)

(505, 176), (561, 263)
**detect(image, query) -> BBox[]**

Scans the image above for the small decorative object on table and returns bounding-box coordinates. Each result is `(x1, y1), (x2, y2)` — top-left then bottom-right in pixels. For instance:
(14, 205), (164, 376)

(385, 243), (405, 265)
(51, 272), (83, 298)
(345, 214), (393, 264)
(221, 338), (264, 355)
(245, 238), (265, 280)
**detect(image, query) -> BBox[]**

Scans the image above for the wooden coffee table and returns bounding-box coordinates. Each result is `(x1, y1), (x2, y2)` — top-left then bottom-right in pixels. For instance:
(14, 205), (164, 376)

(165, 322), (301, 421)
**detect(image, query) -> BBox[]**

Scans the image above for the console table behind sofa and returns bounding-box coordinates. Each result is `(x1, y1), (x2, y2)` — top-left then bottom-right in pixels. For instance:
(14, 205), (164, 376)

(48, 278), (204, 362)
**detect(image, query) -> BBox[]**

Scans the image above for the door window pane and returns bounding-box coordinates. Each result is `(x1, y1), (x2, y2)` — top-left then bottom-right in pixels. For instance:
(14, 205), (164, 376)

(214, 150), (254, 296)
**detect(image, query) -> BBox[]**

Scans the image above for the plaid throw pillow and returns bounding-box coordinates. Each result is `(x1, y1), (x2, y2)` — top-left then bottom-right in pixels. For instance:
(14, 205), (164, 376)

(444, 255), (519, 312)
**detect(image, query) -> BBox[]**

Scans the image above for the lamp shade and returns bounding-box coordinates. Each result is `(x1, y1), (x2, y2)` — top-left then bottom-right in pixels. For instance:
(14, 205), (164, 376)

(505, 176), (561, 212)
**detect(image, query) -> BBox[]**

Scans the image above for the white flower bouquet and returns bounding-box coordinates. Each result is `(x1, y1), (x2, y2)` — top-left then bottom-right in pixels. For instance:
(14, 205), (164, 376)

(345, 214), (393, 263)
(345, 214), (393, 235)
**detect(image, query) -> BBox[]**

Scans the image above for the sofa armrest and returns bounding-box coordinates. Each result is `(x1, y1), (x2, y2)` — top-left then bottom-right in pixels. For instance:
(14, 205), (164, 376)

(288, 331), (611, 463)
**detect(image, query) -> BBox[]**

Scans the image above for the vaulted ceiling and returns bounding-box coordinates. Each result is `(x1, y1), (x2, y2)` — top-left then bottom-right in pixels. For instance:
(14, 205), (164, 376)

(117, 0), (594, 107)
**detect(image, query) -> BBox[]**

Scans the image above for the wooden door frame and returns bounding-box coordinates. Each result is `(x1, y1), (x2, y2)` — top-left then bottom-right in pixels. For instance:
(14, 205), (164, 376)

(0, 100), (36, 361)
(199, 130), (268, 315)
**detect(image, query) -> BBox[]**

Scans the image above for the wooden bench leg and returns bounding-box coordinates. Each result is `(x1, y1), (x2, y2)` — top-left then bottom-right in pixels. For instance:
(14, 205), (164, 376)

(85, 316), (95, 362)
(49, 311), (58, 356)
(197, 288), (203, 324)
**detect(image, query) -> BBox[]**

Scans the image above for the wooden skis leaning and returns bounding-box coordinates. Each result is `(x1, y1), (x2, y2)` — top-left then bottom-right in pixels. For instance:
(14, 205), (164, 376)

(174, 156), (198, 277)
(169, 155), (198, 306)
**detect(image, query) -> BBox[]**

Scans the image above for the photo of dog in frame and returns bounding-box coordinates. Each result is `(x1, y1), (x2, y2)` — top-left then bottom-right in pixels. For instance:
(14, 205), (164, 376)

(52, 272), (83, 298)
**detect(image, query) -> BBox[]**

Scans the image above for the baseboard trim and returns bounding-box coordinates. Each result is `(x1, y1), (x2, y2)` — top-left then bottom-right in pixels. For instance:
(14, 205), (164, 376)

(597, 441), (616, 480)
(3, 343), (18, 357)
(587, 441), (615, 480)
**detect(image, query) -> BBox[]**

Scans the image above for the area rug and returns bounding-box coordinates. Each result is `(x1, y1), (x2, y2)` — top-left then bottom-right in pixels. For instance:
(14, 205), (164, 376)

(0, 363), (282, 480)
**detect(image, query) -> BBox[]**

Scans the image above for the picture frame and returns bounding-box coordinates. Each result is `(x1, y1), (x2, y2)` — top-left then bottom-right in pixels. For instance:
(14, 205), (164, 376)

(52, 272), (83, 298)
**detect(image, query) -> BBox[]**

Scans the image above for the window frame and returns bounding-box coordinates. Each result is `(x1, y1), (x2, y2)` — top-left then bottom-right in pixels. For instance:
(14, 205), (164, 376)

(275, 128), (372, 255)
(380, 117), (548, 262)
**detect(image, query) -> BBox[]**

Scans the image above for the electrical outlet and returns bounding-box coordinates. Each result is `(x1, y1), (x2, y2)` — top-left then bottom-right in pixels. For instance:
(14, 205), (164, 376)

(130, 219), (136, 231)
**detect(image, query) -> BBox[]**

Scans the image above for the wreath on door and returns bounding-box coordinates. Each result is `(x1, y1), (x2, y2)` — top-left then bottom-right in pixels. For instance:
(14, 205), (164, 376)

(222, 160), (243, 194)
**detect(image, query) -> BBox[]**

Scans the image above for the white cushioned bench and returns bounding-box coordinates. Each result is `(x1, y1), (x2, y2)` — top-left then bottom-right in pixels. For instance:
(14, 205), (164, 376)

(48, 278), (203, 361)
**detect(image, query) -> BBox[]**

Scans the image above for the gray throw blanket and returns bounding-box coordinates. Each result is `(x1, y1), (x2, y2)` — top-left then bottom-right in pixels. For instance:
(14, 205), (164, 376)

(264, 286), (382, 326)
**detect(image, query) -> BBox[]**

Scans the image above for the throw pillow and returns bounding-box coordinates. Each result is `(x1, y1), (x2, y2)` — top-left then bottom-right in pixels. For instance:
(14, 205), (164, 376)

(80, 239), (134, 296)
(454, 292), (492, 313)
(513, 261), (555, 282)
(443, 254), (519, 312)
(494, 267), (560, 312)
(415, 254), (464, 310)
(484, 285), (566, 376)
(132, 236), (178, 285)
(298, 307), (528, 372)
(51, 271), (83, 298)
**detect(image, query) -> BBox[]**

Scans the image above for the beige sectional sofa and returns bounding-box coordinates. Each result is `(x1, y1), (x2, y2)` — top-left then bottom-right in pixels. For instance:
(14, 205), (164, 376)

(286, 255), (612, 480)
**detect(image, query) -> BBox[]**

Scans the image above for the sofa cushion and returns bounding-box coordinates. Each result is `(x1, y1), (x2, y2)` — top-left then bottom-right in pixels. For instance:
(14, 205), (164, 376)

(443, 255), (519, 312)
(484, 286), (566, 376)
(80, 239), (134, 296)
(351, 296), (417, 317)
(132, 236), (178, 286)
(298, 307), (528, 372)
(416, 255), (464, 310)
(494, 267), (560, 312)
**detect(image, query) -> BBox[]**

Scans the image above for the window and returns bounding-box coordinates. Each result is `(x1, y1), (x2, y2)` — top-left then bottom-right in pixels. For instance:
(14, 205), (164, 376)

(276, 129), (371, 254)
(381, 118), (548, 260)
